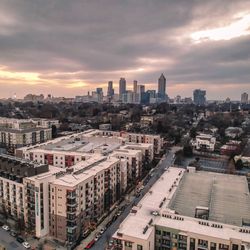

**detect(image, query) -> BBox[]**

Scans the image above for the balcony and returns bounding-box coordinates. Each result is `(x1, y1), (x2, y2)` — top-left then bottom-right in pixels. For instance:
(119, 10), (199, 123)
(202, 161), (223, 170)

(67, 193), (76, 199)
(67, 207), (77, 213)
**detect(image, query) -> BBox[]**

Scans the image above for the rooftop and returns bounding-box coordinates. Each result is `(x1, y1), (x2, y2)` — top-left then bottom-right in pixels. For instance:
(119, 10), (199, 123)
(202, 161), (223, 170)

(51, 156), (120, 187)
(169, 171), (250, 226)
(114, 167), (184, 240)
(114, 167), (250, 243)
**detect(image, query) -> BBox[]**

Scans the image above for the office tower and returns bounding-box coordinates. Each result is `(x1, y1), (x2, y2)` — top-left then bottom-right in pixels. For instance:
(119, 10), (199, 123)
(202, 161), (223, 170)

(107, 81), (114, 97)
(96, 88), (103, 95)
(241, 92), (248, 104)
(193, 89), (206, 105)
(133, 80), (138, 94)
(119, 78), (126, 100)
(136, 85), (145, 103)
(147, 90), (156, 98)
(158, 73), (166, 100)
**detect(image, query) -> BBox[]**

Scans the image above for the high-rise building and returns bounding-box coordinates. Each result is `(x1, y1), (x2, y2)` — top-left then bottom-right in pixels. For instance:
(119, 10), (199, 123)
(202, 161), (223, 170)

(119, 78), (126, 100)
(241, 92), (248, 104)
(133, 80), (138, 94)
(107, 81), (114, 97)
(134, 85), (145, 103)
(96, 87), (103, 94)
(193, 89), (206, 105)
(158, 73), (166, 100)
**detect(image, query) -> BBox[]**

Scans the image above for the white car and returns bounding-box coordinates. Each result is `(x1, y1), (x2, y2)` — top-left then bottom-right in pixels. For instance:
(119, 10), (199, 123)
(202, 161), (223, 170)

(22, 242), (31, 249)
(2, 225), (10, 231)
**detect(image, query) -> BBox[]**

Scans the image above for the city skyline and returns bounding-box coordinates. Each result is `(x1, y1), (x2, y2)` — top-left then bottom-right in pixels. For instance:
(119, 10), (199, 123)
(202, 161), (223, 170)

(0, 0), (250, 99)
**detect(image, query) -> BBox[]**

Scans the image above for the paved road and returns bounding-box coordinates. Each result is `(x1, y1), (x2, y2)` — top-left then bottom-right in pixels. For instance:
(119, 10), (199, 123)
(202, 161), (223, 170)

(0, 228), (24, 250)
(90, 150), (176, 250)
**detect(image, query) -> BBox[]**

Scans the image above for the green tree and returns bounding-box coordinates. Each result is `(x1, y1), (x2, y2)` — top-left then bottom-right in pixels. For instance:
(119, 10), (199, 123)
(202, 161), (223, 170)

(235, 159), (244, 170)
(183, 145), (193, 157)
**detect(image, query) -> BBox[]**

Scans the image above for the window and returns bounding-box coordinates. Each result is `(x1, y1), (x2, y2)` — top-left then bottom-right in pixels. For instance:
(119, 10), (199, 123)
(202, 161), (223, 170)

(125, 241), (132, 247)
(137, 245), (143, 250)
(156, 230), (161, 235)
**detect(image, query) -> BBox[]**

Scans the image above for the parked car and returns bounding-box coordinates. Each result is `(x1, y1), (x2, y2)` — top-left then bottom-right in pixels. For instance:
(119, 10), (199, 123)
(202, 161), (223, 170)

(106, 220), (112, 227)
(99, 227), (106, 234)
(85, 239), (95, 249)
(22, 242), (31, 249)
(9, 230), (17, 237)
(94, 232), (101, 241)
(16, 236), (25, 243)
(83, 229), (91, 239)
(2, 225), (10, 231)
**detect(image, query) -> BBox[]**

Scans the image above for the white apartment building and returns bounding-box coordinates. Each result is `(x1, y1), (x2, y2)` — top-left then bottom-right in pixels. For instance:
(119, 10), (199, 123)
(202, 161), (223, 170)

(23, 166), (65, 238)
(49, 156), (123, 244)
(0, 154), (64, 238)
(192, 133), (216, 151)
(111, 149), (142, 186)
(112, 168), (250, 250)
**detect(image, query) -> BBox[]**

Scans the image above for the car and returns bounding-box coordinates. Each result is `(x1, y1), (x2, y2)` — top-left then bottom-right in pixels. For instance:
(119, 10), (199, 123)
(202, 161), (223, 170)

(85, 239), (95, 249)
(117, 210), (122, 216)
(108, 239), (114, 247)
(16, 236), (25, 243)
(99, 227), (106, 234)
(2, 225), (10, 231)
(83, 229), (91, 239)
(22, 242), (31, 249)
(94, 232), (101, 241)
(9, 230), (17, 237)
(106, 221), (112, 227)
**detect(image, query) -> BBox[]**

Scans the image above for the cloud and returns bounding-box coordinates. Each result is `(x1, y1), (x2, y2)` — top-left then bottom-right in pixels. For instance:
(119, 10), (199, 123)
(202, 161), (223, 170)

(0, 0), (250, 99)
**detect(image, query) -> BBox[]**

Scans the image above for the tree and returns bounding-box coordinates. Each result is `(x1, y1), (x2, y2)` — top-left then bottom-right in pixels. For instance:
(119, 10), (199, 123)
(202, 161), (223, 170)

(235, 159), (244, 170)
(183, 145), (193, 157)
(190, 127), (197, 139)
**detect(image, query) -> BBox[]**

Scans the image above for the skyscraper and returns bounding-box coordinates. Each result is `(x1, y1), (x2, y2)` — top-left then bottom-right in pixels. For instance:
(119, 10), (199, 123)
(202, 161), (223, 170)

(119, 78), (126, 100)
(136, 85), (145, 103)
(193, 89), (206, 105)
(158, 73), (166, 100)
(133, 80), (138, 94)
(107, 81), (114, 97)
(241, 92), (248, 104)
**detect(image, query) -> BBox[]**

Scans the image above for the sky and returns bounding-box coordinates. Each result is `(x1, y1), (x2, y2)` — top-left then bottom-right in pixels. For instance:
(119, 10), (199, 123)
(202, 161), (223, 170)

(0, 0), (250, 100)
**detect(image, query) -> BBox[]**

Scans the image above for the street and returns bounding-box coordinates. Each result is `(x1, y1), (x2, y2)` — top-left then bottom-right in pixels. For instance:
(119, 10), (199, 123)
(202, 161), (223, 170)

(0, 228), (24, 250)
(84, 149), (176, 250)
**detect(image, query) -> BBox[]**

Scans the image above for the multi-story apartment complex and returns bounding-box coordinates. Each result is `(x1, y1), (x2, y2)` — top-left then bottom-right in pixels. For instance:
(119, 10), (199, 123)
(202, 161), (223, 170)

(0, 154), (64, 238)
(112, 167), (250, 250)
(49, 156), (124, 244)
(97, 130), (162, 155)
(4, 129), (162, 244)
(0, 117), (53, 153)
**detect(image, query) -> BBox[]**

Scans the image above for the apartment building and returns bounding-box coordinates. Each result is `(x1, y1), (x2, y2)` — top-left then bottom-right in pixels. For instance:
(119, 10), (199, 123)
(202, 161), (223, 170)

(111, 149), (142, 187)
(0, 117), (52, 153)
(49, 156), (123, 244)
(0, 155), (64, 238)
(112, 168), (250, 250)
(99, 130), (162, 155)
(192, 133), (216, 152)
(21, 149), (91, 168)
(0, 117), (59, 129)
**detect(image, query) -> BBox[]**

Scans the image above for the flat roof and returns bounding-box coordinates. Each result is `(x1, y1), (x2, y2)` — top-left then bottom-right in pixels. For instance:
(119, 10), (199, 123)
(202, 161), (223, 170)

(114, 167), (184, 240)
(51, 157), (120, 187)
(169, 171), (250, 226)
